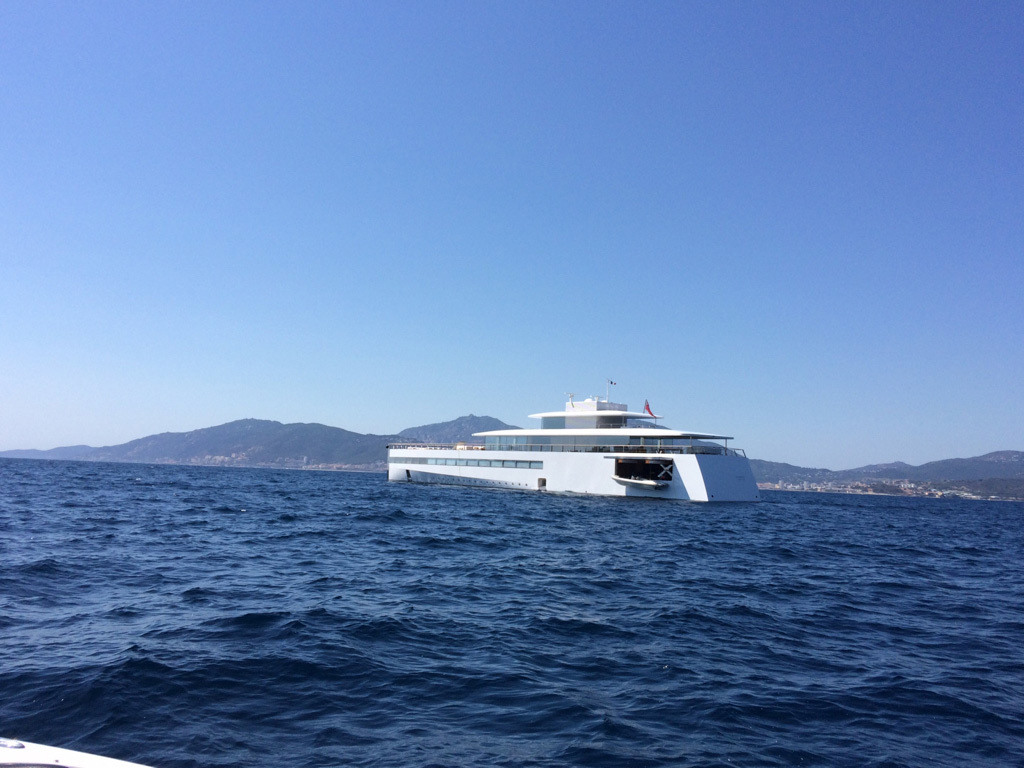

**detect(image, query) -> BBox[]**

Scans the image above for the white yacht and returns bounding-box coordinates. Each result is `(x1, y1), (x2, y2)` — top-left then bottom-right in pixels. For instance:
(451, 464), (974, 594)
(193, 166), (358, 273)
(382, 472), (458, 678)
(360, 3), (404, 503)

(388, 397), (760, 502)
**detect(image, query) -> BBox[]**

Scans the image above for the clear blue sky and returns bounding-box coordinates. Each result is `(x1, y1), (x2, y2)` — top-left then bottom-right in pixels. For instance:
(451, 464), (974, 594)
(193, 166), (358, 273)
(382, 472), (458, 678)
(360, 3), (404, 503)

(2, 1), (1021, 469)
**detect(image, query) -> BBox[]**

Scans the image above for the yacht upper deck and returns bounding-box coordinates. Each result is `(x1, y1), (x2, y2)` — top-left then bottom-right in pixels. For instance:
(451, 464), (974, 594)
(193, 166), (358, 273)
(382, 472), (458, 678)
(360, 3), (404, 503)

(387, 397), (742, 456)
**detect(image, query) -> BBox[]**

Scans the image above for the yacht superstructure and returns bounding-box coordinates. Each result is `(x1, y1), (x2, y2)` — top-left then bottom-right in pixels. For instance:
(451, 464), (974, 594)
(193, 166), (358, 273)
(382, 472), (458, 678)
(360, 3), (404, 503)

(387, 397), (760, 502)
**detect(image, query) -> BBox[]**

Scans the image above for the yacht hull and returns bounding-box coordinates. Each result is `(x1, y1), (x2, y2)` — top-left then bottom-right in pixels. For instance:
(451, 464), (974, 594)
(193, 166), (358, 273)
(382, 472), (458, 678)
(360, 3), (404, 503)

(387, 448), (759, 502)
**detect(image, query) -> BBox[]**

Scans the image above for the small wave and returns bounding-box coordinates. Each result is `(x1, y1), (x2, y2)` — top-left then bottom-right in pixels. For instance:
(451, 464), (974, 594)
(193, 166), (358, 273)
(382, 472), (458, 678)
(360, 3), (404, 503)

(2, 464), (1022, 768)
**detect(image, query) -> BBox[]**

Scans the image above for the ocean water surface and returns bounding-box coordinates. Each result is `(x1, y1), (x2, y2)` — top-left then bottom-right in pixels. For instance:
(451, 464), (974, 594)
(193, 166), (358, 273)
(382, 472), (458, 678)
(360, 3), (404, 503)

(1, 458), (1022, 767)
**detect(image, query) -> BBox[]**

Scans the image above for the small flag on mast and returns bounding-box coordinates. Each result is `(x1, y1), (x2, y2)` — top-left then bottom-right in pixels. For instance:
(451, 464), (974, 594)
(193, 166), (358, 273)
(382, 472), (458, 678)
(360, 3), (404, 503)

(644, 400), (655, 417)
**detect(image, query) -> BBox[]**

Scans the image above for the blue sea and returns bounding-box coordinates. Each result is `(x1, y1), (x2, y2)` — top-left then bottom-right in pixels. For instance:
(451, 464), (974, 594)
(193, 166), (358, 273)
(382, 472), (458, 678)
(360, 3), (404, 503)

(2, 459), (1023, 768)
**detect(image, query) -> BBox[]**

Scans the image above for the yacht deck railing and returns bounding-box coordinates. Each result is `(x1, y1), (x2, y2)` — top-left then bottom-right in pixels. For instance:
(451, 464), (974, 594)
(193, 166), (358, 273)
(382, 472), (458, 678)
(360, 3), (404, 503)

(386, 443), (747, 458)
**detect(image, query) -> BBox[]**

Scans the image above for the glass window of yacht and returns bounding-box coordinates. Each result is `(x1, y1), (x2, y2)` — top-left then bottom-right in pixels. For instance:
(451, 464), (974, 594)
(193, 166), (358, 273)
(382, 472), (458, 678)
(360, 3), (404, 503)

(541, 417), (566, 429)
(490, 436), (526, 449)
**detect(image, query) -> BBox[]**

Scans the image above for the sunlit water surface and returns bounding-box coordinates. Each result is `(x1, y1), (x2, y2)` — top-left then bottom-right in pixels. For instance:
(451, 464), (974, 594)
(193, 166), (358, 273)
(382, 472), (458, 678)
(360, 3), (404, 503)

(2, 459), (1022, 767)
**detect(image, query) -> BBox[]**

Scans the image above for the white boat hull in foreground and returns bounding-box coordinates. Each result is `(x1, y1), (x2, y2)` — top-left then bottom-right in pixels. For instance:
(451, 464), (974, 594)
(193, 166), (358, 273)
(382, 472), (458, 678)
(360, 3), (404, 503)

(0, 739), (152, 768)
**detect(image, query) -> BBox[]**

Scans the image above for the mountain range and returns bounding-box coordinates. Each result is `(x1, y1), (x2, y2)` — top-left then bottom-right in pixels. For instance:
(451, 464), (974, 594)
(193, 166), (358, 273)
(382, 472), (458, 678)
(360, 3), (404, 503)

(2, 418), (1022, 492)
(0, 415), (516, 470)
(749, 451), (1024, 484)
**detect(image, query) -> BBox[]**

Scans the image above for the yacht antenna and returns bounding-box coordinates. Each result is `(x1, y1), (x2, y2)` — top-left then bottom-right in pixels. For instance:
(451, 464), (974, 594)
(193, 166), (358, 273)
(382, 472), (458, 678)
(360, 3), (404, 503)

(605, 379), (616, 402)
(565, 392), (576, 408)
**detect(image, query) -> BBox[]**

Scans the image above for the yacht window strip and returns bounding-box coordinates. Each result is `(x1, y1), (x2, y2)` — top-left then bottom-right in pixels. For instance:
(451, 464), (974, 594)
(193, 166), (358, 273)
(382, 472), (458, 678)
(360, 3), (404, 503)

(388, 457), (544, 469)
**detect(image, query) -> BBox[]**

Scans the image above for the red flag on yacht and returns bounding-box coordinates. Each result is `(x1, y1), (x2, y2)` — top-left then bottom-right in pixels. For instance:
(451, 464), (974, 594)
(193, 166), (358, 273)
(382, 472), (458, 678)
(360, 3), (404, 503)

(644, 400), (655, 417)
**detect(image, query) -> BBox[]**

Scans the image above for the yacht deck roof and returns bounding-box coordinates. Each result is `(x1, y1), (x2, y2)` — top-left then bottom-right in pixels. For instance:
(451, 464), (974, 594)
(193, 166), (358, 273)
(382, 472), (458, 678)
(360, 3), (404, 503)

(474, 428), (732, 440)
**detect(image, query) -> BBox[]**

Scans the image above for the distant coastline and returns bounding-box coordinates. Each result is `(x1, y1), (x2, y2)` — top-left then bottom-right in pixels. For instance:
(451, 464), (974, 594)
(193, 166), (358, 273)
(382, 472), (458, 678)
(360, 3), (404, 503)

(751, 451), (1024, 501)
(757, 480), (1024, 502)
(2, 418), (1022, 501)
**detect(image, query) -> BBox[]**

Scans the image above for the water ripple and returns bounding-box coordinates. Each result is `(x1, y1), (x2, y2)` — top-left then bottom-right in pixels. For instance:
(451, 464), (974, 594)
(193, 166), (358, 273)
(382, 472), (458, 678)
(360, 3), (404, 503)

(1, 458), (1023, 767)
